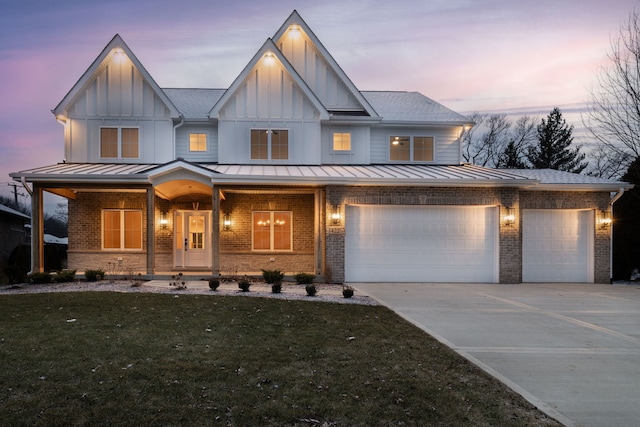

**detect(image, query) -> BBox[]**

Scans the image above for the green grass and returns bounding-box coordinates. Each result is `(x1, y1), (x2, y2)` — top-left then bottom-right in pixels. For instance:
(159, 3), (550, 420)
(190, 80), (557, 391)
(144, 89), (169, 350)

(0, 292), (561, 426)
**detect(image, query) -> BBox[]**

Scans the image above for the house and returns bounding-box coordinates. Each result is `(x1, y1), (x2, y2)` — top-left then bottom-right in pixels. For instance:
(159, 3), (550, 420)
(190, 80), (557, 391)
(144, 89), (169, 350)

(0, 204), (30, 271)
(10, 11), (632, 284)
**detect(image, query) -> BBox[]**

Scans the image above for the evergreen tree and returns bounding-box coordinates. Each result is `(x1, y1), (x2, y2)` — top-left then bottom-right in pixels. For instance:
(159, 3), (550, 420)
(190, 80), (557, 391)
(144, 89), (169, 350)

(497, 140), (528, 168)
(613, 156), (640, 279)
(527, 107), (588, 173)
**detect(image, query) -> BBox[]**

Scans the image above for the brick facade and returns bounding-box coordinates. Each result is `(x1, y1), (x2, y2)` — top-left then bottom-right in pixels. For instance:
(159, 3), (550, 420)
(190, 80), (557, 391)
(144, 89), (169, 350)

(66, 186), (612, 284)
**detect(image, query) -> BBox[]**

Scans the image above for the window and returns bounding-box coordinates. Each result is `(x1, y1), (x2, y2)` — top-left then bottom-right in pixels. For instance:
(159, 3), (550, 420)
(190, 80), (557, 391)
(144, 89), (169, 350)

(103, 209), (142, 250)
(251, 129), (288, 160)
(189, 133), (207, 152)
(390, 136), (434, 162)
(252, 211), (292, 251)
(333, 132), (351, 151)
(101, 127), (139, 159)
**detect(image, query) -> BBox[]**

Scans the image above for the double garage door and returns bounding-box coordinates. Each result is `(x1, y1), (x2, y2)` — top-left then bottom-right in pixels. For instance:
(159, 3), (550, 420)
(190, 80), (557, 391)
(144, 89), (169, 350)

(345, 206), (594, 283)
(345, 205), (499, 283)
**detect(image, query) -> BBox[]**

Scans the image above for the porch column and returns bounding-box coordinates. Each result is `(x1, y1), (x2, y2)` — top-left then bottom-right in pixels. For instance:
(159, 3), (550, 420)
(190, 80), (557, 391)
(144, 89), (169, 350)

(146, 187), (155, 275)
(211, 185), (220, 276)
(314, 189), (324, 276)
(30, 184), (44, 273)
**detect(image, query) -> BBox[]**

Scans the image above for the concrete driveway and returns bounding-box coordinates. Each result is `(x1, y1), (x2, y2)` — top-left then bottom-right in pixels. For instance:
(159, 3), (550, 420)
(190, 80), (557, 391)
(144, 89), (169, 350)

(354, 282), (640, 427)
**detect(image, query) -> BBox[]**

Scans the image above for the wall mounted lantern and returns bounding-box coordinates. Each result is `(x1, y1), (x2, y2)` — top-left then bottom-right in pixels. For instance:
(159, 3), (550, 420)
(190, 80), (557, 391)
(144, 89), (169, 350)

(598, 210), (612, 229)
(504, 207), (516, 227)
(160, 212), (169, 230)
(223, 213), (232, 231)
(331, 205), (341, 225)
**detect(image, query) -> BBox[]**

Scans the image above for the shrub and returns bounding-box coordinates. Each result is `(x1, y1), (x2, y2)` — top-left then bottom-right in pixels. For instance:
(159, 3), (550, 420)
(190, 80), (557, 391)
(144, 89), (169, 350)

(342, 286), (354, 298)
(28, 272), (51, 284)
(294, 272), (315, 285)
(84, 269), (105, 282)
(271, 283), (282, 294)
(305, 284), (317, 296)
(208, 278), (220, 291)
(170, 273), (187, 290)
(238, 280), (251, 292)
(262, 269), (284, 285)
(53, 269), (76, 283)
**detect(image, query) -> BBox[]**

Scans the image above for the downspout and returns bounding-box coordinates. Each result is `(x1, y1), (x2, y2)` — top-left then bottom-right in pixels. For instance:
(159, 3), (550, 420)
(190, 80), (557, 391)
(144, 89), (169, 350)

(172, 114), (185, 160)
(21, 176), (32, 196)
(610, 188), (626, 283)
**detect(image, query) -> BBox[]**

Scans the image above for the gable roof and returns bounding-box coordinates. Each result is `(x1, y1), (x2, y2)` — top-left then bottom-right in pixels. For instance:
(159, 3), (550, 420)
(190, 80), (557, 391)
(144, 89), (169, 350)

(273, 10), (379, 118)
(208, 38), (329, 120)
(362, 91), (472, 125)
(52, 34), (180, 119)
(163, 88), (225, 119)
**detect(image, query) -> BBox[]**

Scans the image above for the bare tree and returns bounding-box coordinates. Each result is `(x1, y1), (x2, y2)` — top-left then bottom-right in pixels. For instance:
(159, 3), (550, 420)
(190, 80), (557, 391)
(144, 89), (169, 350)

(583, 10), (640, 174)
(462, 113), (511, 167)
(585, 145), (629, 178)
(496, 116), (537, 168)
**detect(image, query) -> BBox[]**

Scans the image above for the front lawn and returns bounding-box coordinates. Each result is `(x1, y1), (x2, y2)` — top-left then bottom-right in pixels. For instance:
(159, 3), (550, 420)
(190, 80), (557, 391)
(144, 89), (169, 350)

(0, 292), (560, 426)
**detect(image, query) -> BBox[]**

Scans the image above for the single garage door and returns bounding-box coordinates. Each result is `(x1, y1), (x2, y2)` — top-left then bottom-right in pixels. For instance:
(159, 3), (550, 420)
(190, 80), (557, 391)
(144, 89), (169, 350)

(522, 209), (594, 282)
(345, 205), (498, 283)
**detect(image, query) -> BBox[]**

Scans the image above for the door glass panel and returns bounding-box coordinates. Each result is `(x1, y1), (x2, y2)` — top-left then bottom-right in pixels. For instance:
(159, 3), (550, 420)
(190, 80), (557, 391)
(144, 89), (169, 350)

(189, 215), (205, 249)
(175, 212), (183, 249)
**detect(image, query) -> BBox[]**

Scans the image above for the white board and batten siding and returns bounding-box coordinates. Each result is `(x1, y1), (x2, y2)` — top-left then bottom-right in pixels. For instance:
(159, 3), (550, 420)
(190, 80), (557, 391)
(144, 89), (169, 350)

(66, 55), (173, 163)
(217, 64), (321, 164)
(522, 209), (594, 283)
(345, 205), (499, 283)
(369, 127), (461, 165)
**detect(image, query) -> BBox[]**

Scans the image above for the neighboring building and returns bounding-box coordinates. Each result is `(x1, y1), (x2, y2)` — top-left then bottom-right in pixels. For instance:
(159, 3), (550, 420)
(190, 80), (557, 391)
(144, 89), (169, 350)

(11, 11), (632, 283)
(0, 204), (29, 269)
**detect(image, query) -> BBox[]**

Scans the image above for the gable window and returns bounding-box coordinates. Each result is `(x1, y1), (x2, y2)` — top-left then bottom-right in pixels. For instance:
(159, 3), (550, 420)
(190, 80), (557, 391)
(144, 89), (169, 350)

(189, 133), (207, 152)
(333, 132), (351, 151)
(252, 211), (292, 251)
(390, 136), (434, 162)
(251, 129), (288, 160)
(102, 209), (142, 250)
(101, 127), (139, 159)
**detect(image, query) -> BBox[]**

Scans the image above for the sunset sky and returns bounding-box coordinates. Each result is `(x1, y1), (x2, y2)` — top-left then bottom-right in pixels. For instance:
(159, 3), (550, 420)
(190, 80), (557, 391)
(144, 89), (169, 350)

(1, 0), (638, 207)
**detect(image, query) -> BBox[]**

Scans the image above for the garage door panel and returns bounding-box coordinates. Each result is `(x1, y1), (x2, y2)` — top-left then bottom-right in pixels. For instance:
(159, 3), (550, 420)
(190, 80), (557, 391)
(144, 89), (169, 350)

(345, 205), (498, 283)
(522, 209), (593, 282)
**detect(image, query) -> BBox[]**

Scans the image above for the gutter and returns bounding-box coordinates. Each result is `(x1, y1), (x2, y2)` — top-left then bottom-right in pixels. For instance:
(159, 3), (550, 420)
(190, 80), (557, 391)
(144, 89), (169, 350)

(172, 114), (185, 160)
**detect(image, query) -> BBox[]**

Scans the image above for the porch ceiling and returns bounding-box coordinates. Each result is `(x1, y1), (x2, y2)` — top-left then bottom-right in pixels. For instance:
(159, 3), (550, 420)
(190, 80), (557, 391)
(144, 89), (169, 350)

(154, 179), (212, 200)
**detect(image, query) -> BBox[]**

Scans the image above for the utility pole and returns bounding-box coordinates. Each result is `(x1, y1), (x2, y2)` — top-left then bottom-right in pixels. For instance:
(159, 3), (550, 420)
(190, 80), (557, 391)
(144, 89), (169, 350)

(8, 182), (19, 207)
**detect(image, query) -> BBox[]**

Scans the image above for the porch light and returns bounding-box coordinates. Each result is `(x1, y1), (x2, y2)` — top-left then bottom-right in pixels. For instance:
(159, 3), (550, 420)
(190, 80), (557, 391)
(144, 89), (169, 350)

(331, 205), (341, 225)
(504, 207), (516, 227)
(160, 213), (169, 229)
(223, 213), (231, 231)
(598, 210), (612, 229)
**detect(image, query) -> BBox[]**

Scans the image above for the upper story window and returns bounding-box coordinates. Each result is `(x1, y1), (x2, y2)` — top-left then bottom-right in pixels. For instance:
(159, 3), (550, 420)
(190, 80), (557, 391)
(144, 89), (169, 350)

(101, 127), (139, 159)
(251, 129), (288, 160)
(333, 132), (351, 151)
(189, 133), (207, 152)
(102, 209), (142, 250)
(389, 136), (434, 162)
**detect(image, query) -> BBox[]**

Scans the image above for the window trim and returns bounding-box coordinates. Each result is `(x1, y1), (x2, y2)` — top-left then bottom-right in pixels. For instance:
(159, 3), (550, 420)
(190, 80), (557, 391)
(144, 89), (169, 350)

(101, 209), (143, 251)
(389, 135), (434, 162)
(332, 132), (352, 152)
(100, 126), (140, 160)
(188, 133), (208, 152)
(251, 211), (293, 252)
(250, 128), (289, 160)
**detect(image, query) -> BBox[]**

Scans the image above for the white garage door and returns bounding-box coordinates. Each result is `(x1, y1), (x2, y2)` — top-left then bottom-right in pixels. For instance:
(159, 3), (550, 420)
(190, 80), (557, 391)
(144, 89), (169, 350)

(522, 209), (594, 282)
(345, 205), (498, 283)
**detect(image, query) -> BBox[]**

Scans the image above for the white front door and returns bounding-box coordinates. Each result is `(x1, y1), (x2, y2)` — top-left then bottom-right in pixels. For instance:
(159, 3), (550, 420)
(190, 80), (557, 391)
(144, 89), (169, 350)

(174, 210), (212, 268)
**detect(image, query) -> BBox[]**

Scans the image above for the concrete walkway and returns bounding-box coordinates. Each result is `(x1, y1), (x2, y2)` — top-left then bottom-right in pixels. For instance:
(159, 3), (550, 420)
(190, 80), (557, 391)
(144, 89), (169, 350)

(353, 282), (640, 427)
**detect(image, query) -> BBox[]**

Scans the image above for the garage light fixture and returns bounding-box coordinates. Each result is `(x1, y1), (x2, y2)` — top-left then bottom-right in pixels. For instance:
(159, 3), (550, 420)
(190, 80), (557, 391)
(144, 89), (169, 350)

(598, 210), (612, 229)
(331, 205), (341, 225)
(504, 207), (516, 227)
